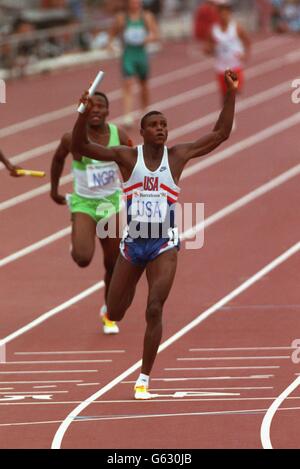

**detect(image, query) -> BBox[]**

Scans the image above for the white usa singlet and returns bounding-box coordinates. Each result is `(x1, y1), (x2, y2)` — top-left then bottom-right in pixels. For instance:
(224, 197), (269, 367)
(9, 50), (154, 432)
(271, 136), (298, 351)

(122, 145), (180, 226)
(212, 21), (244, 72)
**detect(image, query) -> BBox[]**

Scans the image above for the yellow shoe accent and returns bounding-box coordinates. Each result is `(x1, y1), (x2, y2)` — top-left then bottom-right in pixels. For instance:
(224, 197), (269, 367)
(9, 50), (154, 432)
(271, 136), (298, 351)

(101, 313), (119, 335)
(134, 384), (152, 400)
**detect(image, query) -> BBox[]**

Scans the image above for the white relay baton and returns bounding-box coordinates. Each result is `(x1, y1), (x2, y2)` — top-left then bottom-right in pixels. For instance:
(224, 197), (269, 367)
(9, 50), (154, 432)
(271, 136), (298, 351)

(77, 70), (105, 114)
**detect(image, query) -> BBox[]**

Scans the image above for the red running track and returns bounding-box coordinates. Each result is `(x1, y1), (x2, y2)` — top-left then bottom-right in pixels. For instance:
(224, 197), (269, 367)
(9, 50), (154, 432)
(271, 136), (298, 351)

(0, 34), (300, 449)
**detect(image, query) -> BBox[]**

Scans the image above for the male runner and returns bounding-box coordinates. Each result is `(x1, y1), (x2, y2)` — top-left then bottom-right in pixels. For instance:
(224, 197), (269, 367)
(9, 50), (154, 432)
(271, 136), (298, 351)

(108, 0), (159, 127)
(50, 91), (132, 334)
(204, 0), (250, 102)
(72, 69), (238, 398)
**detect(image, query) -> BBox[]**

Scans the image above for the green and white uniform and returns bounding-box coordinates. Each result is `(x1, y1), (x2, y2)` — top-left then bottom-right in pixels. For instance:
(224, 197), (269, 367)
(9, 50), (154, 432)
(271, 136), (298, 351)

(70, 123), (122, 222)
(122, 15), (149, 80)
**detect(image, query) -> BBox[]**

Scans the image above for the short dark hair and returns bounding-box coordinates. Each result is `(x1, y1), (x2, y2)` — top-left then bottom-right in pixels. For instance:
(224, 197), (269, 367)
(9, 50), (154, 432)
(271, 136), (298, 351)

(140, 111), (163, 129)
(93, 91), (109, 108)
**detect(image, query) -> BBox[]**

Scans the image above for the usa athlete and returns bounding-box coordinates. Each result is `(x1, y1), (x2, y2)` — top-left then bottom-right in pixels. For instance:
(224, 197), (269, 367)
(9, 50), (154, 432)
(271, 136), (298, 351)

(72, 69), (238, 399)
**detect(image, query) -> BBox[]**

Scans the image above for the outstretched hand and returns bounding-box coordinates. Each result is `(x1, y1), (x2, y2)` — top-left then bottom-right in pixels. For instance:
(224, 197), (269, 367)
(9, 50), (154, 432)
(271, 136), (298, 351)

(78, 90), (93, 113)
(224, 69), (239, 92)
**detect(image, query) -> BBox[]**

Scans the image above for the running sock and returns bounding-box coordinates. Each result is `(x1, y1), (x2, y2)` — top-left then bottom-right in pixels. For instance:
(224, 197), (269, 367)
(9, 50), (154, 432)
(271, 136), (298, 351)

(100, 304), (107, 316)
(136, 373), (149, 388)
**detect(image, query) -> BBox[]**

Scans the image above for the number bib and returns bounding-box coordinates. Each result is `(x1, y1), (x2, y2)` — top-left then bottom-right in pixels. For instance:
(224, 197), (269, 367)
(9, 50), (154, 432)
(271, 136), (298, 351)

(131, 190), (168, 223)
(86, 164), (118, 188)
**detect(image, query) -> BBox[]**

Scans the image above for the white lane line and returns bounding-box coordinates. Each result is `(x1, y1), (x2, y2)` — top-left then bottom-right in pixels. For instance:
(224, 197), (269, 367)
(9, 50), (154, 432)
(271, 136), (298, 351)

(0, 390), (68, 394)
(2, 166), (300, 349)
(14, 350), (125, 355)
(0, 77), (292, 212)
(33, 385), (57, 389)
(0, 370), (98, 374)
(182, 163), (300, 240)
(2, 405), (300, 427)
(0, 281), (104, 345)
(0, 34), (290, 144)
(3, 396), (300, 406)
(175, 356), (290, 360)
(73, 397), (300, 403)
(260, 376), (300, 449)
(0, 380), (82, 384)
(0, 228), (71, 267)
(0, 387), (14, 390)
(3, 360), (112, 364)
(76, 383), (100, 387)
(0, 176), (72, 212)
(148, 387), (274, 391)
(164, 366), (280, 370)
(189, 346), (295, 351)
(149, 376), (274, 382)
(2, 114), (300, 271)
(52, 240), (300, 448)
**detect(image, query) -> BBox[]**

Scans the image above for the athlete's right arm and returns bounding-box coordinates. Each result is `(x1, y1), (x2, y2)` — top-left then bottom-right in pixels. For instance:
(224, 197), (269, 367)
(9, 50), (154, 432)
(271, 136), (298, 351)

(50, 133), (71, 205)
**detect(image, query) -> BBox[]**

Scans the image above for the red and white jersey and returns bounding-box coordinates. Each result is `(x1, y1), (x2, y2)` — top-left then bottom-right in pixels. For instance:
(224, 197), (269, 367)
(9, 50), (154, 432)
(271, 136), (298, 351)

(123, 145), (180, 226)
(212, 21), (244, 72)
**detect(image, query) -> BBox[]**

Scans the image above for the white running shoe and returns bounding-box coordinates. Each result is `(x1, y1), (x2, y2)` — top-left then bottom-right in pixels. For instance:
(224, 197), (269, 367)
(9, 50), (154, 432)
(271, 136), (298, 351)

(134, 384), (152, 400)
(100, 307), (119, 335)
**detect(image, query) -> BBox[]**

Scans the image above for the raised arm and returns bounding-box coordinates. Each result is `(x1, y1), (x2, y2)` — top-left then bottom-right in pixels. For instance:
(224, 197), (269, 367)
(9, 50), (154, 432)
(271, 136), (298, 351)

(71, 92), (135, 179)
(71, 92), (123, 164)
(176, 70), (238, 163)
(50, 133), (71, 205)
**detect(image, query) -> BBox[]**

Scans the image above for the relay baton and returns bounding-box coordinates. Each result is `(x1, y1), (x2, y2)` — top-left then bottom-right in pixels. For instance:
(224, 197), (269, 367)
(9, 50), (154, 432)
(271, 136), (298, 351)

(77, 70), (105, 114)
(16, 169), (45, 177)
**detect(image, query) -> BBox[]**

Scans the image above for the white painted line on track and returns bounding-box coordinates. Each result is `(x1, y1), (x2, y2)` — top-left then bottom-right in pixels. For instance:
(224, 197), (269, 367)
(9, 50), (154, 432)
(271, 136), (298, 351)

(260, 376), (300, 449)
(0, 387), (13, 390)
(149, 376), (274, 382)
(0, 370), (98, 374)
(0, 77), (293, 212)
(148, 387), (274, 391)
(189, 346), (295, 351)
(52, 240), (300, 448)
(0, 281), (104, 345)
(2, 163), (300, 349)
(14, 350), (125, 355)
(0, 380), (82, 384)
(0, 390), (68, 394)
(165, 366), (280, 370)
(175, 356), (289, 360)
(33, 385), (57, 389)
(2, 405), (300, 428)
(0, 228), (71, 267)
(0, 34), (290, 145)
(3, 396), (300, 407)
(76, 383), (100, 387)
(4, 360), (112, 364)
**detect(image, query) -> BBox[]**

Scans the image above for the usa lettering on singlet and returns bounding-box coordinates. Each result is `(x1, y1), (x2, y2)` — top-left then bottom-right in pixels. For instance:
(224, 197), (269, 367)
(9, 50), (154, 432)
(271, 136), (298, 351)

(122, 145), (180, 237)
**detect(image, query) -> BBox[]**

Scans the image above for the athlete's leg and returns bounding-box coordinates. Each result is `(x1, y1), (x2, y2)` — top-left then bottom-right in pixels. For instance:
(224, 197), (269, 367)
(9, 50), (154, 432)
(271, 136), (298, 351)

(142, 248), (178, 375)
(139, 78), (149, 112)
(98, 211), (121, 302)
(123, 77), (135, 126)
(107, 254), (145, 321)
(71, 212), (96, 267)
